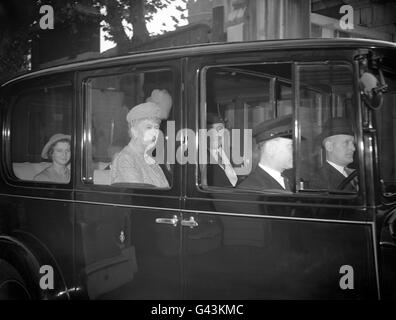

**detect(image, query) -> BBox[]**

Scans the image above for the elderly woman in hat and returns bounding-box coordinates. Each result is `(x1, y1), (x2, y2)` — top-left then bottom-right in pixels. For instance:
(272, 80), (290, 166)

(34, 133), (71, 183)
(110, 89), (171, 187)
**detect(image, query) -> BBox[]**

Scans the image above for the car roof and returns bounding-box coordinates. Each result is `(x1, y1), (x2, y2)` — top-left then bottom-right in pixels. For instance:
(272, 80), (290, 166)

(2, 38), (396, 87)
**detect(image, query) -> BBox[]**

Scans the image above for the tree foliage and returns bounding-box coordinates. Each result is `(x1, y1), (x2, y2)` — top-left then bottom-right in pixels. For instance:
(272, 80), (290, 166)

(0, 0), (38, 78)
(0, 0), (186, 80)
(99, 0), (186, 51)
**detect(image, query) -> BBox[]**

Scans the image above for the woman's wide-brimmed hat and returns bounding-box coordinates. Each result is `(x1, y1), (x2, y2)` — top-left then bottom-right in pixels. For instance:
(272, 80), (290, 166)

(41, 133), (71, 159)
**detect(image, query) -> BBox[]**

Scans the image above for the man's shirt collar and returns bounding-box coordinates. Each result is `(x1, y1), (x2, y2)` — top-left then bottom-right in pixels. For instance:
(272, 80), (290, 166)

(327, 160), (348, 177)
(258, 163), (286, 189)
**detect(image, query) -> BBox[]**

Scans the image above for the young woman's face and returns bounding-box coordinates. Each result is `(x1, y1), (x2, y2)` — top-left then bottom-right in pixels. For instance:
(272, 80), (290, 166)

(52, 141), (71, 166)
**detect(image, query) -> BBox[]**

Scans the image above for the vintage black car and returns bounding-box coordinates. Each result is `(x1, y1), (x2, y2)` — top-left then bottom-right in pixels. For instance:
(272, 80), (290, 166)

(0, 38), (395, 299)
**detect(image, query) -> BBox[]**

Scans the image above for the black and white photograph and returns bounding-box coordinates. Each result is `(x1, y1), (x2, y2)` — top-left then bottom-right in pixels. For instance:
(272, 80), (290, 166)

(0, 0), (396, 308)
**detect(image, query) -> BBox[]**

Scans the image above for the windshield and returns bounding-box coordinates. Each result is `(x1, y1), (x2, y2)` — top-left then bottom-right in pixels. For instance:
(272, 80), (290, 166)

(376, 58), (396, 195)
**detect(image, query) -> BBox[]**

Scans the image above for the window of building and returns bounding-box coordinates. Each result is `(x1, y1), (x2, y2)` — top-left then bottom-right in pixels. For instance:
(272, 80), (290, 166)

(10, 83), (72, 184)
(83, 69), (174, 189)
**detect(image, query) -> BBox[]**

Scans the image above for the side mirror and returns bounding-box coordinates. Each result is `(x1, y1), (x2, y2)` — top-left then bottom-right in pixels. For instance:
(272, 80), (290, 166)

(359, 72), (384, 110)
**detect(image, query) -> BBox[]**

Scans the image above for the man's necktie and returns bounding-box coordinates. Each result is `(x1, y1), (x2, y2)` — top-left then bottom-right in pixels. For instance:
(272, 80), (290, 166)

(217, 150), (225, 170)
(217, 149), (238, 187)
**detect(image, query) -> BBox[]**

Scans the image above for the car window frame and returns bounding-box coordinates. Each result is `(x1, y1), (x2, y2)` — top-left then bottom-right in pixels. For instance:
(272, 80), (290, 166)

(197, 59), (364, 202)
(2, 77), (75, 190)
(78, 62), (181, 195)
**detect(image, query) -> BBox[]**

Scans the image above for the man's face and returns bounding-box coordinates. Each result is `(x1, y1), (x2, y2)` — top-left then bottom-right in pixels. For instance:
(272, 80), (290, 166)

(208, 122), (225, 150)
(132, 118), (161, 148)
(325, 134), (355, 167)
(274, 137), (293, 171)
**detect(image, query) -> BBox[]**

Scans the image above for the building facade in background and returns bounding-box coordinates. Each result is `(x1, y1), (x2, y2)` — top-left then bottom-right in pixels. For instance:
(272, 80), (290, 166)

(311, 0), (395, 41)
(32, 1), (396, 68)
(187, 0), (396, 42)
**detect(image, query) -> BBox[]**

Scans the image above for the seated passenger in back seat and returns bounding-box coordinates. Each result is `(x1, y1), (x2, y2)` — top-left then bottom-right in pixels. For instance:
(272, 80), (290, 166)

(34, 133), (71, 183)
(110, 89), (172, 187)
(206, 113), (238, 187)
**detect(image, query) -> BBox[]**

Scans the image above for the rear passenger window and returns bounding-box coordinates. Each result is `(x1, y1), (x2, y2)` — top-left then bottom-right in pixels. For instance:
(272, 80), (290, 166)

(83, 69), (174, 189)
(10, 83), (72, 184)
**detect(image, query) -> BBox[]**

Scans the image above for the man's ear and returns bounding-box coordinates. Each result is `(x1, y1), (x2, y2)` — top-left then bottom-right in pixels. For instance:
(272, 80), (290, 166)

(324, 140), (333, 152)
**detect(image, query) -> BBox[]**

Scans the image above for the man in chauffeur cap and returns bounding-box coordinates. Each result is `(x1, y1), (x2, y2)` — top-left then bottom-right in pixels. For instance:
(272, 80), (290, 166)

(238, 115), (293, 191)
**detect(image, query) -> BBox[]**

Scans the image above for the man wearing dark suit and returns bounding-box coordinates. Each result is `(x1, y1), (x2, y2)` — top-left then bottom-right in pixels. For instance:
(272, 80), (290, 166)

(206, 114), (238, 187)
(238, 115), (293, 192)
(207, 155), (237, 187)
(309, 118), (357, 192)
(233, 116), (294, 252)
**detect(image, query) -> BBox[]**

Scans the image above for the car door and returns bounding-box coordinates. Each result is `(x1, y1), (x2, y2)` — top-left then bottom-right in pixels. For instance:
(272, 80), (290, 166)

(0, 74), (75, 298)
(374, 60), (396, 299)
(74, 60), (183, 299)
(181, 52), (379, 299)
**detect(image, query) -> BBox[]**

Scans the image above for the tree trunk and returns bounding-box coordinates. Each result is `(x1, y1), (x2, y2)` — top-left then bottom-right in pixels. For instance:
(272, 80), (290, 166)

(130, 0), (150, 47)
(104, 0), (131, 53)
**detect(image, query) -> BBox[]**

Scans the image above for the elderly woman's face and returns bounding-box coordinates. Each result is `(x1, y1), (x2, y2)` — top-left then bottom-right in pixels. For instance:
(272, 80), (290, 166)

(132, 118), (161, 147)
(52, 141), (71, 166)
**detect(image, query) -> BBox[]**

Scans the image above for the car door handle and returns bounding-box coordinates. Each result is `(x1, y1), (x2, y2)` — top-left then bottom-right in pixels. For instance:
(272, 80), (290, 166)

(155, 215), (178, 227)
(181, 216), (199, 229)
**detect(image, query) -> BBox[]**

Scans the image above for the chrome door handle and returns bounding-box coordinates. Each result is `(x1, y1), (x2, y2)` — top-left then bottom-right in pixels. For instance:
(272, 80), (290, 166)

(155, 215), (178, 227)
(181, 216), (199, 229)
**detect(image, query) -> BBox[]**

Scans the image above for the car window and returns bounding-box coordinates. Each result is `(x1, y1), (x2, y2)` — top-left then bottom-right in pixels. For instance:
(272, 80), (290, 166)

(83, 69), (174, 189)
(200, 62), (358, 195)
(377, 68), (396, 194)
(200, 63), (293, 190)
(296, 63), (358, 194)
(10, 83), (72, 184)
